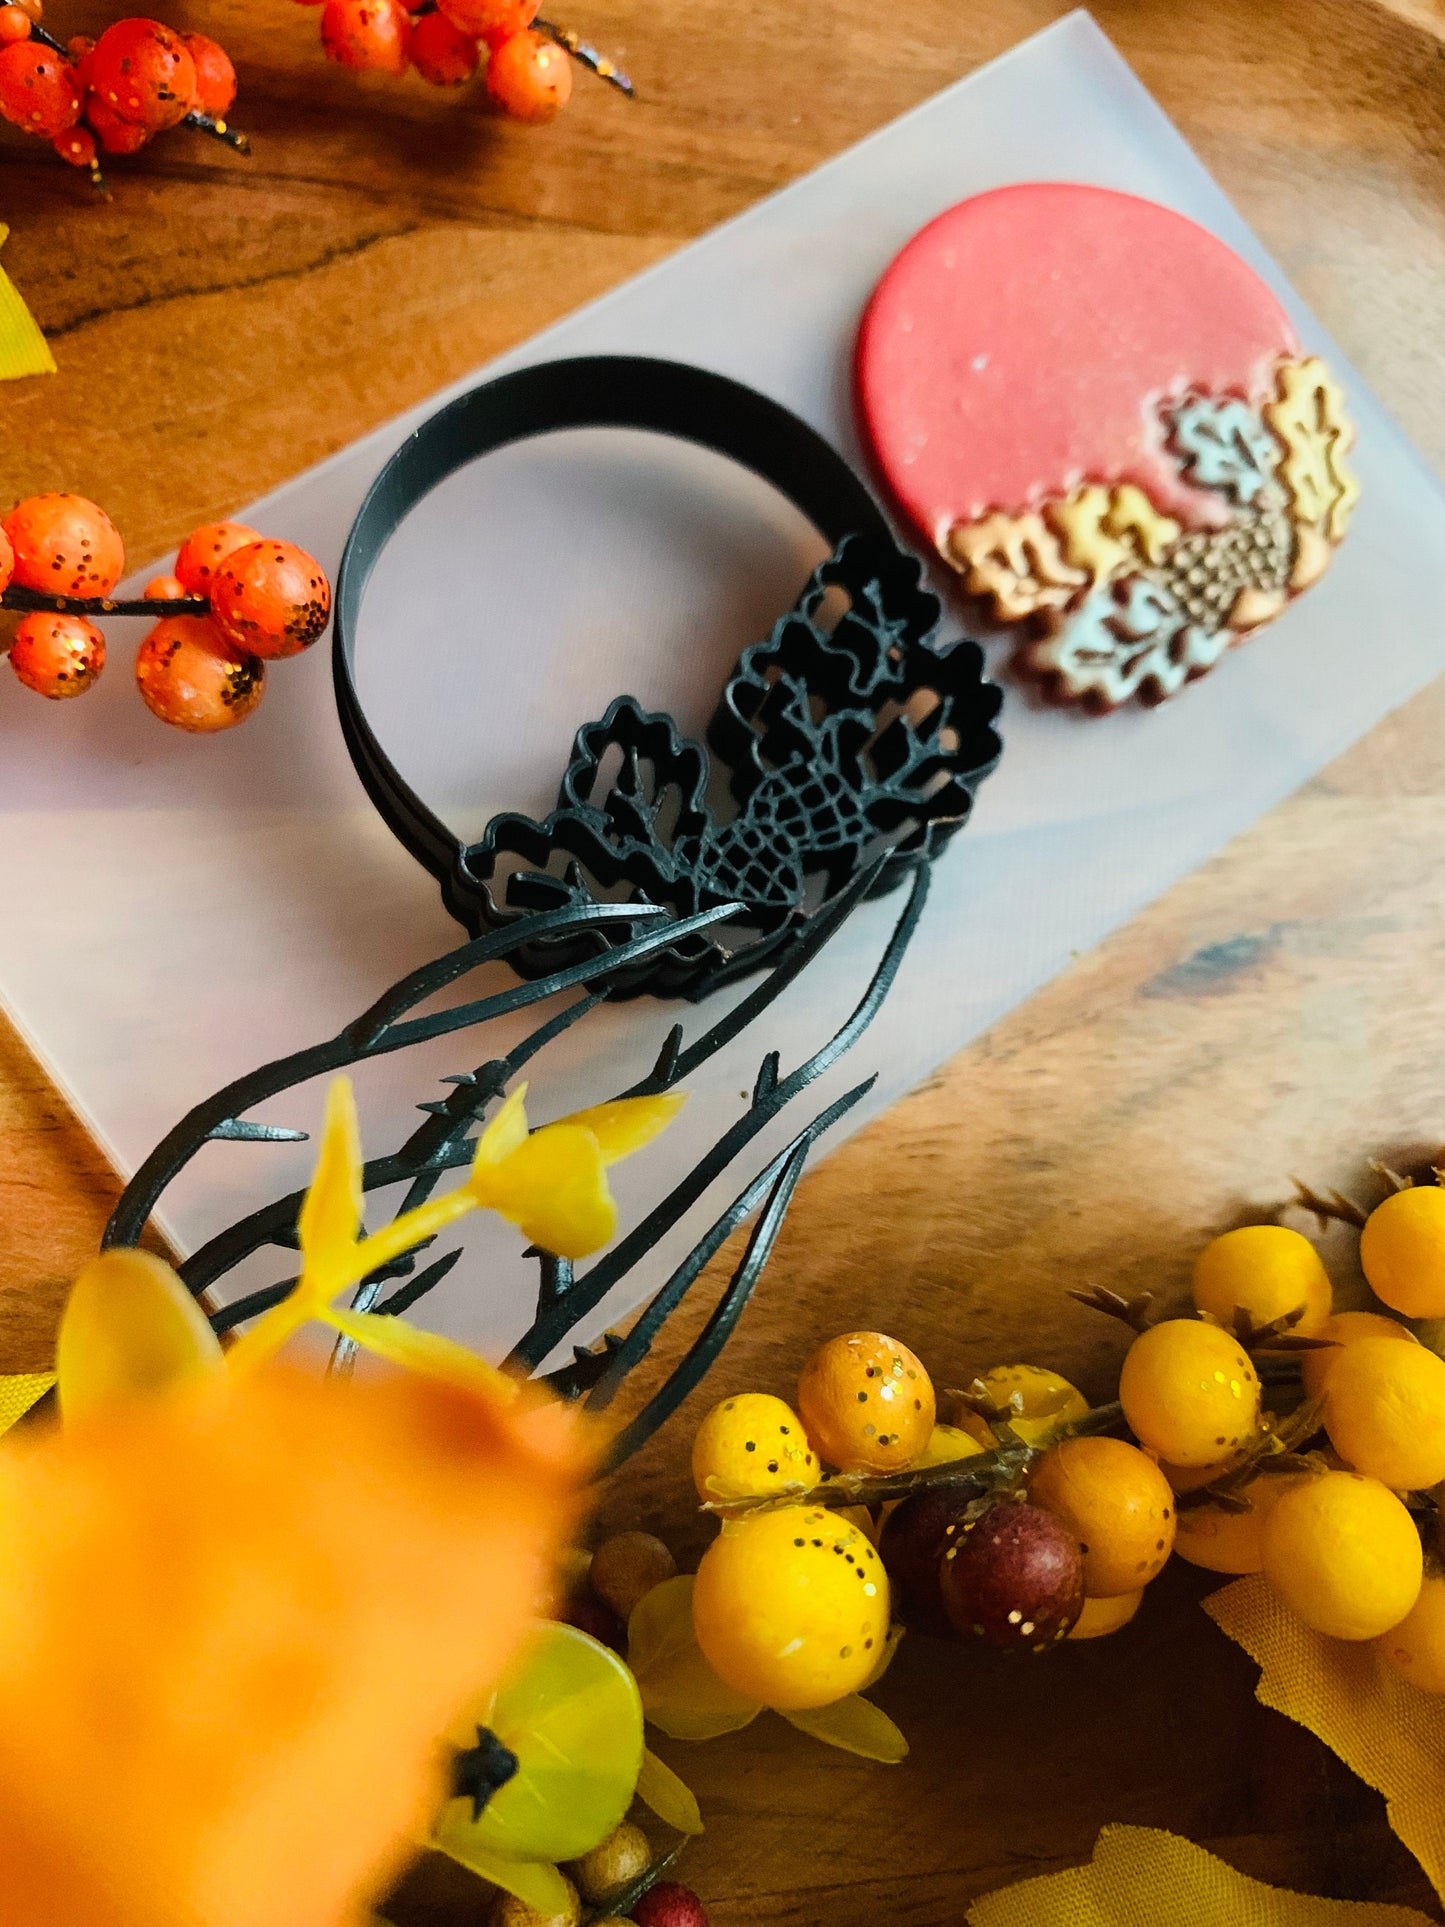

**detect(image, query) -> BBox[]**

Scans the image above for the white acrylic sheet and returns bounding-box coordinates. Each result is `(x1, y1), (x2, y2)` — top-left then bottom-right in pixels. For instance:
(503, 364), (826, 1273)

(4, 12), (1445, 1358)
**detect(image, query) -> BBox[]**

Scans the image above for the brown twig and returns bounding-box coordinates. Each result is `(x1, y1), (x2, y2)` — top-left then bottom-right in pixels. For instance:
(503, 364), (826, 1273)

(705, 1402), (1126, 1519)
(1368, 1159), (1414, 1195)
(1067, 1284), (1155, 1332)
(1288, 1177), (1367, 1231)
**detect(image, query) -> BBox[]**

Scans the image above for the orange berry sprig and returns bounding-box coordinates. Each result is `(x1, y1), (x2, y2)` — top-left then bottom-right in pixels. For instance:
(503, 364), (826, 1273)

(0, 6), (246, 192)
(306, 0), (632, 121)
(0, 495), (330, 733)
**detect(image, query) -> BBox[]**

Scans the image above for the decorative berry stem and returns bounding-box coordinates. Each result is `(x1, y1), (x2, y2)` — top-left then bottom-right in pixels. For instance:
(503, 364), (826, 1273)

(534, 15), (634, 95)
(182, 108), (249, 152)
(706, 1401), (1128, 1519)
(1, 586), (209, 618)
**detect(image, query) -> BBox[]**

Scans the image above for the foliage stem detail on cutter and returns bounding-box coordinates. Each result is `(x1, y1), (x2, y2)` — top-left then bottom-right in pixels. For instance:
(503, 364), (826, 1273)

(107, 864), (928, 1452)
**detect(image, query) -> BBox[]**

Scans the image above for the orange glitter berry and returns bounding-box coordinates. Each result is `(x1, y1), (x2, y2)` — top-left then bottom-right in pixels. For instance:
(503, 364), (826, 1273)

(437, 0), (536, 43)
(209, 539), (331, 659)
(173, 520), (260, 596)
(88, 18), (196, 131)
(181, 32), (234, 117)
(485, 28), (571, 121)
(135, 616), (265, 733)
(9, 612), (105, 699)
(408, 9), (479, 85)
(3, 494), (124, 598)
(0, 41), (81, 138)
(319, 0), (411, 74)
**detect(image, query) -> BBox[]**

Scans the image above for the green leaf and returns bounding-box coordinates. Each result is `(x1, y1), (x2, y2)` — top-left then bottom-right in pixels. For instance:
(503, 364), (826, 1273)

(779, 1694), (908, 1763)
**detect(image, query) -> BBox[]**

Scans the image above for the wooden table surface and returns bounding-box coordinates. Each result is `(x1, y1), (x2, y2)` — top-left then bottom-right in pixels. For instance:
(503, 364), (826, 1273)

(5, 0), (1445, 1918)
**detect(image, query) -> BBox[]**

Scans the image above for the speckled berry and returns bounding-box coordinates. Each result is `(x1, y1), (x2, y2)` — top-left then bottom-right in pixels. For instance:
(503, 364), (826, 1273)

(588, 1531), (677, 1623)
(320, 0), (411, 74)
(173, 520), (259, 595)
(0, 524), (12, 595)
(1029, 1436), (1176, 1597)
(85, 92), (151, 151)
(630, 1880), (710, 1927)
(88, 18), (196, 131)
(1067, 1589), (1143, 1640)
(0, 40), (80, 135)
(9, 612), (104, 698)
(1192, 1224), (1332, 1340)
(939, 1501), (1084, 1651)
(566, 1819), (651, 1905)
(490, 1875), (581, 1927)
(436, 0), (536, 42)
(3, 494), (123, 597)
(691, 1391), (818, 1502)
(0, 10), (33, 47)
(407, 9), (478, 83)
(135, 615), (265, 732)
(1118, 1319), (1261, 1467)
(144, 573), (187, 600)
(51, 121), (95, 165)
(209, 538), (331, 658)
(485, 28), (571, 120)
(692, 1504), (889, 1709)
(181, 33), (235, 117)
(878, 1486), (972, 1635)
(796, 1330), (935, 1473)
(961, 1363), (1089, 1447)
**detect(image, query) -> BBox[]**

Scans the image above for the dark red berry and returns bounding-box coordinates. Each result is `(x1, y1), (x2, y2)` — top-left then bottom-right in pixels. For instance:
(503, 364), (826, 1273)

(938, 1501), (1083, 1651)
(631, 1882), (710, 1927)
(555, 1590), (624, 1653)
(878, 1487), (972, 1636)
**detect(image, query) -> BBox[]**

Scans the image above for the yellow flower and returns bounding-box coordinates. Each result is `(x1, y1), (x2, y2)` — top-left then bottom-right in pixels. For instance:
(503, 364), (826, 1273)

(222, 1076), (683, 1378)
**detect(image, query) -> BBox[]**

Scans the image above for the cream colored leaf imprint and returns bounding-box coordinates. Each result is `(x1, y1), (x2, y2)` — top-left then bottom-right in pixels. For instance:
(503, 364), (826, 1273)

(943, 509), (1087, 619)
(1265, 356), (1360, 541)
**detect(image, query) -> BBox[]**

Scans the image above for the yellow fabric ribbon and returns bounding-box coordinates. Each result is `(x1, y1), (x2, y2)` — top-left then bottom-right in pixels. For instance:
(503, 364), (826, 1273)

(0, 226), (55, 380)
(0, 1374), (55, 1434)
(1208, 1574), (1445, 1904)
(968, 1824), (1435, 1927)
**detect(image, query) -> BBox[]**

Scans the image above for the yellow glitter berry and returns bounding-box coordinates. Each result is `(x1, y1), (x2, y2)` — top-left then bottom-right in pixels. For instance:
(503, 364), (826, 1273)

(1029, 1436), (1176, 1597)
(913, 1423), (987, 1469)
(1172, 1472), (1296, 1575)
(1377, 1570), (1445, 1693)
(1260, 1471), (1422, 1641)
(1067, 1589), (1144, 1640)
(1323, 1337), (1445, 1491)
(963, 1363), (1089, 1448)
(1300, 1310), (1418, 1402)
(1360, 1183), (1445, 1319)
(796, 1331), (935, 1473)
(1191, 1225), (1332, 1339)
(691, 1392), (818, 1503)
(691, 1505), (890, 1709)
(1118, 1320), (1261, 1468)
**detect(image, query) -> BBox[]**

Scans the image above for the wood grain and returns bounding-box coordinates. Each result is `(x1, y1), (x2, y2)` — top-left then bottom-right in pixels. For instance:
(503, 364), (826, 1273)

(3, 0), (1445, 1917)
